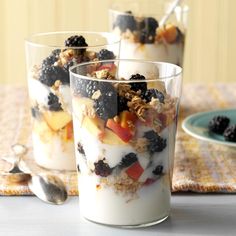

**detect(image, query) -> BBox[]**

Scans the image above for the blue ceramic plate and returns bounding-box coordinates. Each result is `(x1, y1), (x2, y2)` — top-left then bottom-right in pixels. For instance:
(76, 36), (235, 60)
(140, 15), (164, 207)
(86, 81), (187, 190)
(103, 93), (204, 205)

(182, 109), (236, 147)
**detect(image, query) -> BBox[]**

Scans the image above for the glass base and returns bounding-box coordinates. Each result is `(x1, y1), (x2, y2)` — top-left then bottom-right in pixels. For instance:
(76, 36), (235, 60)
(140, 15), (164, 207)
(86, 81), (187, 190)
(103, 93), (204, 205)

(84, 214), (169, 228)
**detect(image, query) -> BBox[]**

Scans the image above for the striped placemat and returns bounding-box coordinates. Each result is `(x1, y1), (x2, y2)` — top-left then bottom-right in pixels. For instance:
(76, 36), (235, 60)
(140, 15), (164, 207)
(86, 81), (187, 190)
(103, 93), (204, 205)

(0, 84), (236, 195)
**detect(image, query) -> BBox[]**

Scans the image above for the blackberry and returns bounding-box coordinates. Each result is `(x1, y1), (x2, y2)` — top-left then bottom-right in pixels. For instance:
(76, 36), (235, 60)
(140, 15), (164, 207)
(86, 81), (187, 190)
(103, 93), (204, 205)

(142, 89), (165, 103)
(208, 116), (230, 134)
(152, 165), (163, 175)
(144, 130), (166, 154)
(64, 35), (88, 55)
(51, 49), (61, 57)
(85, 80), (99, 98)
(118, 96), (129, 113)
(139, 30), (156, 44)
(93, 83), (118, 120)
(113, 13), (137, 32)
(140, 17), (158, 34)
(223, 125), (236, 142)
(39, 65), (69, 86)
(97, 49), (115, 60)
(119, 153), (138, 168)
(47, 93), (62, 111)
(94, 160), (112, 177)
(130, 74), (147, 92)
(42, 55), (58, 68)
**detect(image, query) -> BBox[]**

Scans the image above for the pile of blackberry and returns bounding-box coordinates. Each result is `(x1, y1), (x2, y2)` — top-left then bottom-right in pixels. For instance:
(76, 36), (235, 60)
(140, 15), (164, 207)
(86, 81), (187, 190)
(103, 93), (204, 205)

(141, 88), (165, 103)
(208, 115), (236, 142)
(94, 160), (112, 177)
(119, 153), (137, 168)
(208, 116), (230, 134)
(139, 17), (159, 44)
(47, 93), (62, 111)
(144, 130), (166, 154)
(113, 11), (137, 32)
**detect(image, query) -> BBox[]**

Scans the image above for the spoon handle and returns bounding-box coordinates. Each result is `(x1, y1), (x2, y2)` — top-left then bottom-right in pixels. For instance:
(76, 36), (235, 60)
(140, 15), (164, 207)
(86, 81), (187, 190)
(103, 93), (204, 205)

(159, 0), (182, 27)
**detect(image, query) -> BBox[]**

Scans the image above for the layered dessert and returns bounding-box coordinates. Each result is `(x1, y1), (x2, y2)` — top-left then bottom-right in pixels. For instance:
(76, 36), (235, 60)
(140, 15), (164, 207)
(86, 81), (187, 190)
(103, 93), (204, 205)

(111, 10), (185, 66)
(27, 35), (116, 170)
(71, 62), (179, 225)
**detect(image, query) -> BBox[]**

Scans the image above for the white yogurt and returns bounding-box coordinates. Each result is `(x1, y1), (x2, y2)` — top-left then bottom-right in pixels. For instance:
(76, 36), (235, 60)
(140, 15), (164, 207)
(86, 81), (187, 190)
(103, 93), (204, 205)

(79, 174), (170, 226)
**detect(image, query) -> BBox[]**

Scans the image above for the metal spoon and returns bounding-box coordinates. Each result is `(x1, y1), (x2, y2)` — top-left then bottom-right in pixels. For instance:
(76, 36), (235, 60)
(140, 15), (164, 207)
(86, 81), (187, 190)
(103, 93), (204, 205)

(159, 0), (182, 27)
(2, 144), (68, 205)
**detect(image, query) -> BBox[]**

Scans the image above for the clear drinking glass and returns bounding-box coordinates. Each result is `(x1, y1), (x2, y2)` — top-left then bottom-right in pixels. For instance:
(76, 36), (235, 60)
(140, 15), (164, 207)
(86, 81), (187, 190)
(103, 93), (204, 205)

(25, 31), (120, 171)
(70, 59), (182, 227)
(109, 0), (189, 66)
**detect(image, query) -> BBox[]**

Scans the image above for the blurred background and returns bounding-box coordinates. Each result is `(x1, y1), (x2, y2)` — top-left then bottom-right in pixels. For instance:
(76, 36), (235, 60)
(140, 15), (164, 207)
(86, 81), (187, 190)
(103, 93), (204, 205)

(0, 0), (236, 85)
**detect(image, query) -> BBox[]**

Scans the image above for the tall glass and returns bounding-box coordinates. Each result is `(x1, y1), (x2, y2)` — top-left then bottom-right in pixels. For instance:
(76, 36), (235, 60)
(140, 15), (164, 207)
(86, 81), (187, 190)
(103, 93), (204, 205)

(70, 59), (182, 226)
(25, 32), (120, 171)
(109, 1), (188, 66)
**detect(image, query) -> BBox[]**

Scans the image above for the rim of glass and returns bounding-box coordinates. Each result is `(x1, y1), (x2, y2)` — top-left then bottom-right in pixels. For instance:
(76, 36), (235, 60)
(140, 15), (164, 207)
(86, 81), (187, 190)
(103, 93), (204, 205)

(109, 5), (189, 17)
(70, 59), (182, 83)
(25, 31), (121, 49)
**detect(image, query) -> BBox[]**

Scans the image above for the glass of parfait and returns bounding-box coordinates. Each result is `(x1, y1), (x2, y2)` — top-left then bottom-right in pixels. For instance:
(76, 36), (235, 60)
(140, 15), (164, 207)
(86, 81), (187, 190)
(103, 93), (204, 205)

(109, 0), (189, 66)
(25, 31), (120, 171)
(70, 59), (182, 226)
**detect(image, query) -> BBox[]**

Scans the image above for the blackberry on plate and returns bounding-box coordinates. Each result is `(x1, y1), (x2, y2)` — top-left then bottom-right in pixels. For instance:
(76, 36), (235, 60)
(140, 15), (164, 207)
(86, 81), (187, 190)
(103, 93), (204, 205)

(152, 165), (163, 175)
(113, 12), (137, 32)
(97, 49), (115, 60)
(144, 130), (166, 154)
(39, 65), (69, 86)
(223, 125), (236, 142)
(94, 160), (112, 177)
(93, 83), (118, 120)
(77, 142), (85, 155)
(64, 35), (88, 55)
(119, 153), (138, 168)
(118, 95), (129, 113)
(47, 93), (62, 111)
(130, 74), (147, 92)
(142, 89), (165, 103)
(208, 116), (230, 134)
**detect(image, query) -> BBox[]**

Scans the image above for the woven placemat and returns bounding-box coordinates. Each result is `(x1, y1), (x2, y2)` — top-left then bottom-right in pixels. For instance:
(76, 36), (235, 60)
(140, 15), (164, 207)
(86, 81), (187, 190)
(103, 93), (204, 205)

(0, 84), (236, 195)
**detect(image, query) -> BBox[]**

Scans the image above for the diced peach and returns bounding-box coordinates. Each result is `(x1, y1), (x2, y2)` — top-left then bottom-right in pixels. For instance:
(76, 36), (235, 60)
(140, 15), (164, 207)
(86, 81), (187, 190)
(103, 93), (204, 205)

(162, 24), (178, 44)
(101, 128), (127, 145)
(126, 162), (144, 181)
(120, 111), (137, 130)
(106, 119), (133, 142)
(65, 121), (73, 140)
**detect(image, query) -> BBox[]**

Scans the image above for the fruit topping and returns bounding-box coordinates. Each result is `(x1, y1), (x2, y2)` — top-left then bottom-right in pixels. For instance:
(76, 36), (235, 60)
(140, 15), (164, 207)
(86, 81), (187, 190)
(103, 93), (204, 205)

(39, 65), (69, 86)
(119, 153), (138, 168)
(43, 111), (72, 131)
(139, 17), (159, 44)
(65, 35), (88, 47)
(106, 118), (133, 142)
(142, 89), (165, 103)
(42, 55), (58, 68)
(94, 160), (112, 177)
(77, 142), (85, 155)
(47, 93), (62, 111)
(157, 24), (180, 44)
(130, 74), (147, 92)
(152, 165), (163, 175)
(223, 125), (236, 142)
(144, 130), (166, 154)
(208, 116), (230, 135)
(93, 83), (118, 120)
(97, 49), (115, 60)
(125, 161), (144, 180)
(113, 12), (137, 32)
(143, 178), (157, 186)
